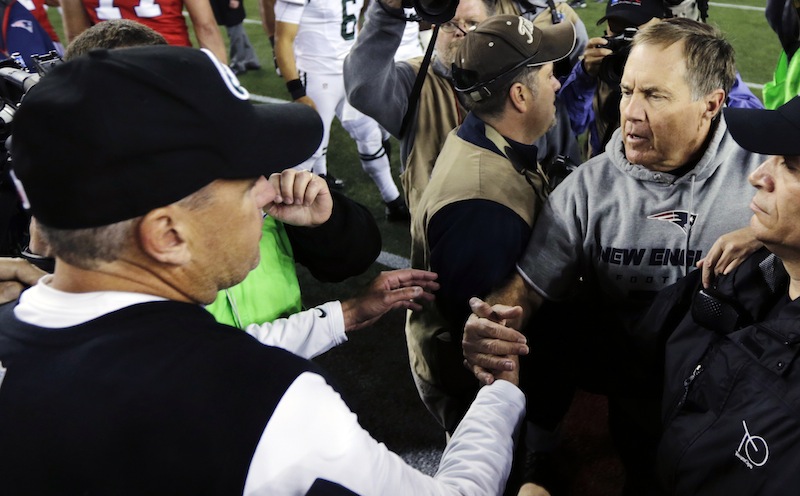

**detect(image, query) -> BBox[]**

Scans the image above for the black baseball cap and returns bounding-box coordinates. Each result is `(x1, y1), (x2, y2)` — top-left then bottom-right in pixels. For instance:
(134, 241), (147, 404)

(452, 15), (576, 102)
(11, 45), (323, 229)
(724, 96), (800, 156)
(596, 0), (670, 27)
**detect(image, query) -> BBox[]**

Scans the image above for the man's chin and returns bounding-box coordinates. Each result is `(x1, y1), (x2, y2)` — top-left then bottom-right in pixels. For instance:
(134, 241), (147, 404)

(624, 147), (650, 167)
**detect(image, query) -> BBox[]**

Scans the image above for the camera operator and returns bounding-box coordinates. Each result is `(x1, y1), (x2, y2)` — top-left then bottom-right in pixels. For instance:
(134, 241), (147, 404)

(559, 0), (763, 158)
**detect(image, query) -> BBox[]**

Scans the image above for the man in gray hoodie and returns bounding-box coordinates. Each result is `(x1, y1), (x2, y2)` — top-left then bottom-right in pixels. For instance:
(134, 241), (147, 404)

(463, 18), (767, 496)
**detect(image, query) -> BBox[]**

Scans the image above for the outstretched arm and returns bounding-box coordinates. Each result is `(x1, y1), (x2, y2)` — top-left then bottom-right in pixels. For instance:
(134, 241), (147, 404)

(243, 269), (439, 358)
(342, 269), (439, 331)
(343, 0), (417, 137)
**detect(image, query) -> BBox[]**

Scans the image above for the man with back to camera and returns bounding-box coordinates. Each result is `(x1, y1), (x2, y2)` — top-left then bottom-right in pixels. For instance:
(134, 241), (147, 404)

(407, 11), (575, 442)
(0, 45), (526, 495)
(462, 18), (768, 495)
(57, 19), (425, 361)
(559, 0), (762, 157)
(28, 18), (444, 370)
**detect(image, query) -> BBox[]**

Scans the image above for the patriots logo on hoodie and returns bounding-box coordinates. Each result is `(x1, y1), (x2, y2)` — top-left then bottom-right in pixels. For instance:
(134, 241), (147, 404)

(648, 210), (697, 234)
(11, 20), (33, 34)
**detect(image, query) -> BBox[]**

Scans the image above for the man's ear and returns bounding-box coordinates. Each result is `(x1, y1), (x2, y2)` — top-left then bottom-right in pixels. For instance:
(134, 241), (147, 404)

(137, 207), (191, 266)
(704, 88), (726, 119)
(508, 82), (528, 114)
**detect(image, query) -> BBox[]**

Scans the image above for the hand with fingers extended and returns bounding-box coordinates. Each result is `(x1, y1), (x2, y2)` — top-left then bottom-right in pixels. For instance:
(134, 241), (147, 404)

(341, 269), (439, 332)
(695, 226), (763, 288)
(463, 297), (528, 386)
(0, 257), (47, 304)
(265, 169), (333, 227)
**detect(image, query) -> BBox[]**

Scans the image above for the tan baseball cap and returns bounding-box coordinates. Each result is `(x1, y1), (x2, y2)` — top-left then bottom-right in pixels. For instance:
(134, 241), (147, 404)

(452, 15), (576, 102)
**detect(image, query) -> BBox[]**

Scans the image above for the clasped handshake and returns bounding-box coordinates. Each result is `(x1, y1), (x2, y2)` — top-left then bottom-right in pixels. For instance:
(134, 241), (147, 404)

(463, 296), (529, 387)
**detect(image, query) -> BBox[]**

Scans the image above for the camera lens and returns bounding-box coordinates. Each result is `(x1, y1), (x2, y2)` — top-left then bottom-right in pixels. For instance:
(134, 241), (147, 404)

(598, 44), (632, 86)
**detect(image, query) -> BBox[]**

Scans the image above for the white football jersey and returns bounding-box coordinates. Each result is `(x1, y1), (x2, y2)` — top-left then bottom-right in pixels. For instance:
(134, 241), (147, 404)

(275, 0), (364, 74)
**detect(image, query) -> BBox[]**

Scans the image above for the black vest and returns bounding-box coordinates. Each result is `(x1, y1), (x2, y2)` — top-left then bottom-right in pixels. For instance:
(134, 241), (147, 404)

(0, 300), (321, 495)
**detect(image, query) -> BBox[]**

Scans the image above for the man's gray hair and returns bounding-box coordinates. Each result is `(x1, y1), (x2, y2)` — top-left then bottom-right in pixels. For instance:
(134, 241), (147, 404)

(37, 218), (140, 270)
(632, 17), (736, 101)
(37, 183), (215, 269)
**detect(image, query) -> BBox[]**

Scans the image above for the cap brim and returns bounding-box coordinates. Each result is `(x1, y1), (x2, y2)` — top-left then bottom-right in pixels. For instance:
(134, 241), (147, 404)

(596, 12), (652, 26)
(724, 98), (800, 156)
(237, 102), (323, 178)
(529, 21), (577, 67)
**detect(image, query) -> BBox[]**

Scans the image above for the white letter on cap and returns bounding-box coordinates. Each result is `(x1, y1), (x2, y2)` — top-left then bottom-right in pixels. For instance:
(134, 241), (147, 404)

(9, 169), (30, 210)
(518, 16), (534, 44)
(201, 48), (250, 101)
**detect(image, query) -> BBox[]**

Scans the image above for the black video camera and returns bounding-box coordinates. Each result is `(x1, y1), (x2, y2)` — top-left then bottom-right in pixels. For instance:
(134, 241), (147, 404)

(600, 27), (637, 52)
(0, 50), (63, 258)
(400, 0), (458, 24)
(598, 27), (638, 86)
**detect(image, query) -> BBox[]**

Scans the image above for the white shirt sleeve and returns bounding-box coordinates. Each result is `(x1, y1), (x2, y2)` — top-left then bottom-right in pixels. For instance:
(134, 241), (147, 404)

(243, 373), (525, 496)
(243, 301), (347, 360)
(274, 0), (305, 23)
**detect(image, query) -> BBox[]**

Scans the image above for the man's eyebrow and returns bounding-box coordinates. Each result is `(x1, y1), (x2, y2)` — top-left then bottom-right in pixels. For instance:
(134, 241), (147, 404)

(639, 84), (668, 94)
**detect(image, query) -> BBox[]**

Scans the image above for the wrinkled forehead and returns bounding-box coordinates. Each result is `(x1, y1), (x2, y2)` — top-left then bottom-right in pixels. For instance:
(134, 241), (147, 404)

(623, 41), (688, 86)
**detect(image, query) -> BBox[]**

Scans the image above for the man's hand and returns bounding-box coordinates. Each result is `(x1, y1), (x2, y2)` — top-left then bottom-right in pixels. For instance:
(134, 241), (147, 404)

(0, 257), (46, 304)
(518, 482), (552, 496)
(341, 269), (439, 332)
(696, 226), (763, 288)
(463, 297), (528, 385)
(581, 36), (613, 77)
(265, 169), (333, 227)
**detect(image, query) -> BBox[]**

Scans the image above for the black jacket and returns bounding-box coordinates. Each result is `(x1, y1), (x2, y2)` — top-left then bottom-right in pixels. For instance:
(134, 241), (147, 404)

(645, 248), (800, 495)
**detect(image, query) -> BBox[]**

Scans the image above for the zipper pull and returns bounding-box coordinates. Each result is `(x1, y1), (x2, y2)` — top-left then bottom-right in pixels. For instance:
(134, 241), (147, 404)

(678, 363), (704, 407)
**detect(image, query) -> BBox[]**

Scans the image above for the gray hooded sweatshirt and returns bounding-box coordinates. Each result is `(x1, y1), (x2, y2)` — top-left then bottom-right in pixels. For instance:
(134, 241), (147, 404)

(517, 115), (767, 329)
